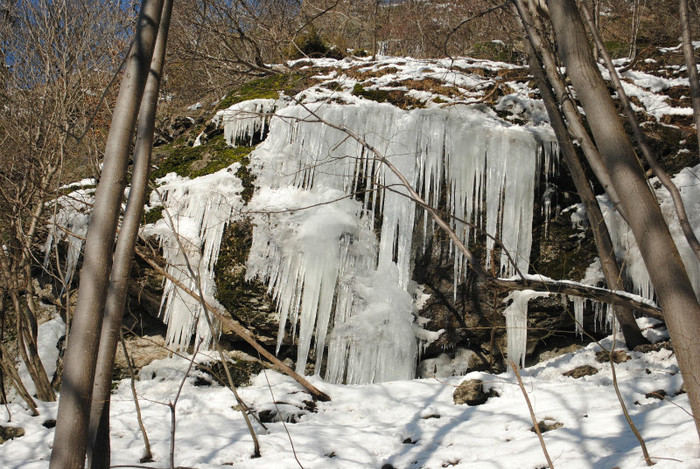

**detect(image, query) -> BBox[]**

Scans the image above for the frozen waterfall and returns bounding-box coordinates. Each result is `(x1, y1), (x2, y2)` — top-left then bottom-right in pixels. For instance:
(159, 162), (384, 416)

(244, 101), (557, 383)
(144, 167), (244, 351)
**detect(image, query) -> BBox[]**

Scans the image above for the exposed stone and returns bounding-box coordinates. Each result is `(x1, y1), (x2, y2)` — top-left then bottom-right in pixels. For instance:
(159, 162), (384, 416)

(634, 341), (672, 353)
(194, 353), (265, 388)
(453, 379), (497, 406)
(112, 335), (170, 381)
(644, 389), (667, 400)
(0, 426), (25, 444)
(563, 365), (599, 378)
(537, 343), (584, 363)
(531, 418), (563, 433)
(595, 350), (630, 364)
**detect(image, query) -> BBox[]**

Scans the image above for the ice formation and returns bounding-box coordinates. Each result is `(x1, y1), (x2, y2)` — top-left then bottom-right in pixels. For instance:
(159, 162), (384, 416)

(43, 184), (94, 289)
(503, 290), (548, 369)
(144, 166), (244, 351)
(600, 164), (700, 302)
(570, 259), (612, 336)
(214, 98), (283, 147)
(246, 101), (557, 383)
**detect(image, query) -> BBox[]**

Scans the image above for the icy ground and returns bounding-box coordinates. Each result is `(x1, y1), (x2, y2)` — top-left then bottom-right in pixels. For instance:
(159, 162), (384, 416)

(2, 317), (699, 468)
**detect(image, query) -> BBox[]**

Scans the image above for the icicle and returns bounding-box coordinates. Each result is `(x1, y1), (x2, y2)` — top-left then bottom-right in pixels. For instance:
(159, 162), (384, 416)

(573, 297), (585, 337)
(503, 291), (547, 369)
(214, 98), (285, 147)
(542, 183), (556, 238)
(600, 164), (700, 301)
(43, 186), (93, 289)
(504, 293), (528, 369)
(144, 166), (244, 351)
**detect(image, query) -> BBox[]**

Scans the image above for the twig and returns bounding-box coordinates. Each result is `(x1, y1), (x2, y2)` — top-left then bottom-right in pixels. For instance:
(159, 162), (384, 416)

(120, 332), (153, 463)
(169, 340), (202, 469)
(569, 309), (656, 465)
(608, 319), (655, 466)
(510, 361), (555, 469)
(260, 367), (305, 469)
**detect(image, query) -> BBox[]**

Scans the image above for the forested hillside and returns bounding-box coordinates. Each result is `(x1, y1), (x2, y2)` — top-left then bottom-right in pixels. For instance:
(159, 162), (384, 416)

(1, 1), (700, 468)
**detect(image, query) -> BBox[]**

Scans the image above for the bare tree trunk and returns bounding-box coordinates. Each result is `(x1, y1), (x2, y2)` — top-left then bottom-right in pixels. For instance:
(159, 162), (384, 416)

(87, 2), (173, 468)
(49, 1), (164, 467)
(371, 0), (380, 60)
(629, 0), (641, 58)
(520, 29), (648, 348)
(681, 0), (700, 155)
(546, 0), (700, 440)
(580, 1), (700, 265)
(518, 0), (624, 215)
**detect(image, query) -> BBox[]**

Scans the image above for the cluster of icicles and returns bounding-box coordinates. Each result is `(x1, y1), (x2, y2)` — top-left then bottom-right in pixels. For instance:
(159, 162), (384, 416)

(241, 99), (558, 382)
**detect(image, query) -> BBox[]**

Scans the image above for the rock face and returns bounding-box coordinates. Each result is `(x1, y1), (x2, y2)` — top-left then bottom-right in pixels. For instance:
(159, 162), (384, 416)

(45, 50), (695, 384)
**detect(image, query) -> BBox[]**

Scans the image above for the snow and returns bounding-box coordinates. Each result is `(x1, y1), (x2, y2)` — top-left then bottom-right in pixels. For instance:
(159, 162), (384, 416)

(3, 318), (699, 469)
(14, 316), (64, 398)
(598, 63), (694, 121)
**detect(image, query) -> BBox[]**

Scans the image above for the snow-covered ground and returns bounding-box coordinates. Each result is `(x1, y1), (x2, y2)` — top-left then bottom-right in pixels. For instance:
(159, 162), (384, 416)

(1, 317), (699, 468)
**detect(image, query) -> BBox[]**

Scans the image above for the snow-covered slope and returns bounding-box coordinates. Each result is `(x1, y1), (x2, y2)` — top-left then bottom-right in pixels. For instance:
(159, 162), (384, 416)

(2, 317), (698, 468)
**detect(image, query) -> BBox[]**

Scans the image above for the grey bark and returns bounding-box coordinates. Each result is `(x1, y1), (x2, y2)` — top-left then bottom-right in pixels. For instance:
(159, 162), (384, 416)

(546, 0), (700, 440)
(87, 2), (173, 468)
(518, 22), (648, 348)
(518, 0), (624, 216)
(49, 1), (164, 467)
(580, 1), (700, 265)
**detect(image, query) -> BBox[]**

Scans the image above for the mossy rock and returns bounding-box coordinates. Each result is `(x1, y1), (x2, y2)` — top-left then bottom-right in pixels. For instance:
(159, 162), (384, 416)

(286, 28), (344, 61)
(143, 206), (163, 225)
(217, 73), (310, 111)
(469, 41), (522, 63)
(151, 134), (254, 181)
(352, 83), (424, 109)
(214, 220), (278, 339)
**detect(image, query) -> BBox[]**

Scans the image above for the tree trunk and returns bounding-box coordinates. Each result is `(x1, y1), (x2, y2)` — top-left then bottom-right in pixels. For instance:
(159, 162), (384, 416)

(680, 0), (700, 157)
(518, 0), (624, 215)
(580, 1), (700, 265)
(87, 2), (172, 467)
(546, 0), (700, 440)
(521, 30), (648, 348)
(49, 1), (164, 467)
